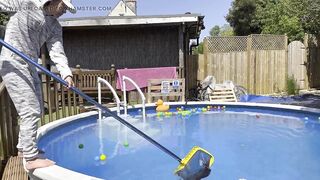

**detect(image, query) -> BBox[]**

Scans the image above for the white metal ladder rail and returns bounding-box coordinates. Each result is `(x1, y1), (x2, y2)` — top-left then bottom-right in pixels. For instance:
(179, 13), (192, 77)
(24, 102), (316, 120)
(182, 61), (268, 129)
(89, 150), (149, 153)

(122, 76), (146, 123)
(97, 77), (121, 120)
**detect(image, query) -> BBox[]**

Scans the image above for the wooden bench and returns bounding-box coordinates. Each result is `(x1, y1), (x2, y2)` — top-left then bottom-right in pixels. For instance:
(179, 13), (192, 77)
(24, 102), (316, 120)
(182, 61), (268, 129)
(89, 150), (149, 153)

(147, 79), (185, 103)
(74, 65), (116, 95)
(2, 156), (28, 180)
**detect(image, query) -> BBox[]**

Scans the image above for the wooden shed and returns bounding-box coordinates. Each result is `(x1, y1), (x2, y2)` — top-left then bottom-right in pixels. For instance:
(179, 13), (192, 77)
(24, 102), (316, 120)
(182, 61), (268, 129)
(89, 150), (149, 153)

(59, 14), (205, 77)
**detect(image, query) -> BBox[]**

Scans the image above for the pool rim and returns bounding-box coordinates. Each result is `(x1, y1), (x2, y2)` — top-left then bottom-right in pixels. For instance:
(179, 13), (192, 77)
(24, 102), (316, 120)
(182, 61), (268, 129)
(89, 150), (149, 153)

(33, 102), (320, 179)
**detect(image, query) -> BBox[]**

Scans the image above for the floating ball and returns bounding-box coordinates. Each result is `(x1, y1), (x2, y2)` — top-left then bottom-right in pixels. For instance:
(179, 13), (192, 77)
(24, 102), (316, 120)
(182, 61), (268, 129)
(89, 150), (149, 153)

(100, 154), (107, 161)
(304, 117), (309, 120)
(181, 111), (190, 116)
(157, 112), (164, 117)
(78, 144), (84, 149)
(202, 108), (207, 112)
(94, 156), (100, 161)
(123, 142), (129, 147)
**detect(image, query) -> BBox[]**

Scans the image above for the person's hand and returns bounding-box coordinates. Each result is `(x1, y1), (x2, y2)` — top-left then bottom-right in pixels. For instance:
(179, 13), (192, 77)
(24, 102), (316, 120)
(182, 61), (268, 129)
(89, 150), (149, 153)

(64, 76), (74, 89)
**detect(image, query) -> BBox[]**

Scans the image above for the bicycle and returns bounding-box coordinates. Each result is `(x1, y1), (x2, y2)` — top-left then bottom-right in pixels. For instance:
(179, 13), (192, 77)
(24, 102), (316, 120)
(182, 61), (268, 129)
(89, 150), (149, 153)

(189, 78), (248, 101)
(188, 77), (215, 101)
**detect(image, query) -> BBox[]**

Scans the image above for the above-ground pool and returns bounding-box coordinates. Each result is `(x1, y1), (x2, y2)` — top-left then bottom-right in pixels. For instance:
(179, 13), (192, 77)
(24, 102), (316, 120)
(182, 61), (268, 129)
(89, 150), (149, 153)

(36, 102), (320, 180)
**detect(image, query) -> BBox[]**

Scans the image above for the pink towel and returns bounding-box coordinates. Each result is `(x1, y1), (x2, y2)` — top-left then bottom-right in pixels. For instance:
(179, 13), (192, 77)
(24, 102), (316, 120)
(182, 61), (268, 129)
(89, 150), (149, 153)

(116, 67), (177, 91)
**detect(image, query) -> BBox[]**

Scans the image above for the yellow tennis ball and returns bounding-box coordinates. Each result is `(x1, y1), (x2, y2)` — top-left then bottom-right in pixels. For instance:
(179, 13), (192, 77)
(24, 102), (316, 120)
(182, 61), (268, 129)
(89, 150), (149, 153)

(100, 154), (107, 161)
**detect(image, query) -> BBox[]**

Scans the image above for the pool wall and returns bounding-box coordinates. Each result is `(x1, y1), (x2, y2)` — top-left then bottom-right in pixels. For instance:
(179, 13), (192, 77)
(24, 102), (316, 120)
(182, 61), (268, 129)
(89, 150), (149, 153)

(33, 102), (320, 180)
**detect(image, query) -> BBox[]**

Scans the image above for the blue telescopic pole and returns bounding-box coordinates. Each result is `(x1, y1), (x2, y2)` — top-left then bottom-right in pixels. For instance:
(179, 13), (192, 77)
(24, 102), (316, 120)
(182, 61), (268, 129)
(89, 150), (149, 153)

(0, 39), (182, 162)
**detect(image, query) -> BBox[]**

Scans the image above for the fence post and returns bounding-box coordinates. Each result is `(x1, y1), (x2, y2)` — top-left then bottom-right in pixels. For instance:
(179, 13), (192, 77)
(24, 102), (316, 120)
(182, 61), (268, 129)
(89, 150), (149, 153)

(178, 25), (185, 78)
(75, 65), (84, 112)
(284, 34), (289, 90)
(110, 64), (116, 88)
(303, 33), (310, 89)
(246, 35), (253, 93)
(203, 37), (208, 78)
(40, 45), (47, 125)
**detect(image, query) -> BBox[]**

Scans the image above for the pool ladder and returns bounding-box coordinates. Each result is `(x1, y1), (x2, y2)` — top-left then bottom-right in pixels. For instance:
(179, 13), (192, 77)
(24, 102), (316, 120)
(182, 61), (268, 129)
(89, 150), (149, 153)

(97, 76), (146, 122)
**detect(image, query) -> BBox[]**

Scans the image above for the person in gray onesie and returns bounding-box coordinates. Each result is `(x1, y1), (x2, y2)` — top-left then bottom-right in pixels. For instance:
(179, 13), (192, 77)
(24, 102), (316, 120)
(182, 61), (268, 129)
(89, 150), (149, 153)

(0, 0), (76, 170)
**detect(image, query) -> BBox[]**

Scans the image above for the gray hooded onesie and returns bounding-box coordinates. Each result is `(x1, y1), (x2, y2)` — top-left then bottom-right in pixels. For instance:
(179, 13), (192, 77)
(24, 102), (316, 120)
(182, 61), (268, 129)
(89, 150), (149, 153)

(0, 0), (72, 160)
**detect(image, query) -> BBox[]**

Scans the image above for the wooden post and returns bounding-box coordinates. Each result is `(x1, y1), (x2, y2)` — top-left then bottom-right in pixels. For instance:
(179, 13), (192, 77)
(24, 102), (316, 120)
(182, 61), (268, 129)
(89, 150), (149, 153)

(110, 64), (116, 88)
(40, 45), (47, 125)
(303, 33), (309, 89)
(75, 65), (84, 111)
(203, 37), (208, 78)
(0, 91), (8, 159)
(246, 35), (253, 93)
(53, 81), (59, 120)
(284, 34), (289, 91)
(4, 94), (14, 155)
(178, 24), (185, 78)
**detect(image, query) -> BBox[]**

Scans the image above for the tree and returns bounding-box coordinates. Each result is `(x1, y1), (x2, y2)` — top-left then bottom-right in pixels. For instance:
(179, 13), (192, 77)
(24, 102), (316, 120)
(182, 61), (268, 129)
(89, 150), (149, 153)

(209, 24), (234, 37)
(193, 42), (203, 54)
(302, 0), (320, 35)
(226, 0), (262, 36)
(256, 0), (305, 41)
(226, 0), (318, 41)
(210, 25), (220, 36)
(220, 24), (234, 36)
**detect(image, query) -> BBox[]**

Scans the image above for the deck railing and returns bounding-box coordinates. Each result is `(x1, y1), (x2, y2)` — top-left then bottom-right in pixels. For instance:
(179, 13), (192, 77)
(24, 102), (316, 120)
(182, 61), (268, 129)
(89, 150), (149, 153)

(0, 79), (19, 176)
(0, 64), (116, 177)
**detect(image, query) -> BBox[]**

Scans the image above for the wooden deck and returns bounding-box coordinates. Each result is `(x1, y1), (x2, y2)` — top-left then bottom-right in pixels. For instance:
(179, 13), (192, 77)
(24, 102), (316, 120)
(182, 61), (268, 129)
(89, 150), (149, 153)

(2, 156), (28, 180)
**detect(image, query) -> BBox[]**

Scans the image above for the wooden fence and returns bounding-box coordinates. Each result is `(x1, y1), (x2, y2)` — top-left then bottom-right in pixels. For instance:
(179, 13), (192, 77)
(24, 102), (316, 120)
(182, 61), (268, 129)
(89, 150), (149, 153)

(199, 34), (320, 93)
(185, 55), (198, 97)
(305, 34), (320, 88)
(201, 34), (288, 94)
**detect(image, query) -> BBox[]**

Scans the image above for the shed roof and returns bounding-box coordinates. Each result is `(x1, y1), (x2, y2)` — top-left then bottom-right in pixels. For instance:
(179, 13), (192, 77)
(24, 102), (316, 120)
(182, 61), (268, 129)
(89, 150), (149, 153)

(59, 14), (205, 38)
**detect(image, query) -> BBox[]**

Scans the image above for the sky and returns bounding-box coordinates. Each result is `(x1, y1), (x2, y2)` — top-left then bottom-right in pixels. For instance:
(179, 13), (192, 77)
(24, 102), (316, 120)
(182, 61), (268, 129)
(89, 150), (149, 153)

(63, 0), (233, 40)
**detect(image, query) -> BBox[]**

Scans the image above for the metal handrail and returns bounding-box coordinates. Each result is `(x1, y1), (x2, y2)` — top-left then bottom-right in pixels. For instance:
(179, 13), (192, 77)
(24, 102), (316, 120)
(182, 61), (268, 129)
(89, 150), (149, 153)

(122, 76), (146, 123)
(97, 77), (121, 119)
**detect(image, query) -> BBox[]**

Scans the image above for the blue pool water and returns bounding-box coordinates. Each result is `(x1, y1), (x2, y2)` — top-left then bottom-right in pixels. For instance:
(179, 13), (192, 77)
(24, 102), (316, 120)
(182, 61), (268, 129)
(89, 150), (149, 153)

(38, 105), (320, 180)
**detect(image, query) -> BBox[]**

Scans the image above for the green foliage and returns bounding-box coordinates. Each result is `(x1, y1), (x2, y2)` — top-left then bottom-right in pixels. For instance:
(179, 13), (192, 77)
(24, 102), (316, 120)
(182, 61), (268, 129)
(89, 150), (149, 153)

(209, 24), (234, 37)
(302, 0), (320, 35)
(256, 0), (305, 41)
(286, 76), (299, 95)
(210, 25), (220, 36)
(226, 0), (320, 41)
(220, 24), (234, 36)
(0, 13), (9, 25)
(193, 42), (203, 54)
(226, 0), (262, 36)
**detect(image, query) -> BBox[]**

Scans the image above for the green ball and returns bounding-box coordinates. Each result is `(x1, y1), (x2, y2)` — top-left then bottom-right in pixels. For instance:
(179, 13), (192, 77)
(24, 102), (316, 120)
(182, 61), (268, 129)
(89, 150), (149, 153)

(123, 142), (129, 147)
(78, 144), (84, 149)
